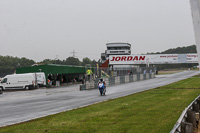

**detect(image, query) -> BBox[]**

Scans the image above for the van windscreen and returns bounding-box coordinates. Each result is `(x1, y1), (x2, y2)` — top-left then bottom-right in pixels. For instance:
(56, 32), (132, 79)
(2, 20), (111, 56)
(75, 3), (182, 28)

(1, 78), (7, 83)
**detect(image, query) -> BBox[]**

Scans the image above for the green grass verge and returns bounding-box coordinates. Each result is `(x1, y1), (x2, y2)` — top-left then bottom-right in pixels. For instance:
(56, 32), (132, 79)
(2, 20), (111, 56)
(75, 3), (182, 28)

(157, 70), (184, 75)
(1, 77), (200, 133)
(159, 76), (200, 89)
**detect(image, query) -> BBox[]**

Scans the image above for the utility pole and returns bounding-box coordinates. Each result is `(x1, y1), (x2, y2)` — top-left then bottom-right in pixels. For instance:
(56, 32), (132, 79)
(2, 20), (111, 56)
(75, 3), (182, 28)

(55, 55), (58, 60)
(70, 50), (77, 58)
(54, 55), (58, 64)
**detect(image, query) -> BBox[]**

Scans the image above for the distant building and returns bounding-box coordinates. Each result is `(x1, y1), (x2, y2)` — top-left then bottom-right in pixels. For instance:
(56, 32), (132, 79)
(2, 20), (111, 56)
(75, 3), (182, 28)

(101, 42), (131, 62)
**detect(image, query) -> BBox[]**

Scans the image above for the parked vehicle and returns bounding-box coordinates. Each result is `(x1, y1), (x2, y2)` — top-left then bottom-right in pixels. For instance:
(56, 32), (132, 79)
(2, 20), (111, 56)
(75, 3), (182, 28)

(0, 73), (38, 90)
(36, 72), (46, 87)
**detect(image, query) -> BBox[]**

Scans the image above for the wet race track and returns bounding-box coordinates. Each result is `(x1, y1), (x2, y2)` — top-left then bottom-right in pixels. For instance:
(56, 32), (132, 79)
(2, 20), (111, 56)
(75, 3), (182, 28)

(0, 71), (199, 127)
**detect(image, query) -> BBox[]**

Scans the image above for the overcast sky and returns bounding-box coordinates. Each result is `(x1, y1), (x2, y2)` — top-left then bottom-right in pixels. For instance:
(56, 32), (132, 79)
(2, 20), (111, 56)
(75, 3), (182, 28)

(0, 0), (196, 62)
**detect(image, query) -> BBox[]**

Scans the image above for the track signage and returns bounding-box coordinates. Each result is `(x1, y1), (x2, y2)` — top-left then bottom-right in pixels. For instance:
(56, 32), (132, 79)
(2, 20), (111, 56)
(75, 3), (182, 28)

(109, 54), (198, 65)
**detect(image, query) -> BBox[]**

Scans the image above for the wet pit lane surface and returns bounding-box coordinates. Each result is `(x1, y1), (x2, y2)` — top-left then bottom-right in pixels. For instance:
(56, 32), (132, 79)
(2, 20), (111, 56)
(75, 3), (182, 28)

(0, 71), (199, 127)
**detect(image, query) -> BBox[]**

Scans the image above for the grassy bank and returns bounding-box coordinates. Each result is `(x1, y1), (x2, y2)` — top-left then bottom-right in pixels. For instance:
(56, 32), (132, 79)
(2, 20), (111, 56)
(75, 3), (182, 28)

(159, 75), (200, 89)
(157, 70), (184, 75)
(0, 77), (200, 133)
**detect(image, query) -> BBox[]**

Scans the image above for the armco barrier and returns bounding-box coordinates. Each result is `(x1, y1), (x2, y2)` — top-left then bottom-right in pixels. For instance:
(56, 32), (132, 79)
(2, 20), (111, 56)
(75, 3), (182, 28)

(81, 72), (155, 90)
(143, 73), (146, 80)
(129, 75), (133, 82)
(109, 77), (115, 86)
(137, 74), (140, 81)
(115, 77), (120, 84)
(170, 95), (200, 133)
(146, 73), (149, 79)
(104, 77), (109, 86)
(133, 75), (137, 82)
(140, 74), (144, 80)
(120, 76), (125, 84)
(125, 75), (129, 83)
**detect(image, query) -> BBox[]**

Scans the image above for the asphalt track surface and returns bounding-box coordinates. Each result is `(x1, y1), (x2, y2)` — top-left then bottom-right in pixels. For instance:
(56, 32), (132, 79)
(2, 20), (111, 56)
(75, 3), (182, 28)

(0, 71), (199, 127)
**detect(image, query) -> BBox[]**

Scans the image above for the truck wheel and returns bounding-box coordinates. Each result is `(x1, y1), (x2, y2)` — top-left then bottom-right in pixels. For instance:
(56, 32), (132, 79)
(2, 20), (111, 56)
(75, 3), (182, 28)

(0, 87), (4, 91)
(0, 88), (3, 94)
(25, 86), (29, 90)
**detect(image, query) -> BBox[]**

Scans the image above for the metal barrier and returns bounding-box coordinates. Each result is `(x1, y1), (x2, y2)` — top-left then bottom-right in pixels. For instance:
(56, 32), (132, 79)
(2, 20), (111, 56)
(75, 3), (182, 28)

(82, 67), (156, 90)
(170, 95), (200, 133)
(89, 67), (156, 78)
(82, 72), (155, 90)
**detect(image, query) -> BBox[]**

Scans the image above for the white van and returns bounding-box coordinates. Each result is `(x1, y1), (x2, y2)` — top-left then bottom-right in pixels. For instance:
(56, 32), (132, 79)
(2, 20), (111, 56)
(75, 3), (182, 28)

(0, 73), (38, 90)
(36, 72), (46, 87)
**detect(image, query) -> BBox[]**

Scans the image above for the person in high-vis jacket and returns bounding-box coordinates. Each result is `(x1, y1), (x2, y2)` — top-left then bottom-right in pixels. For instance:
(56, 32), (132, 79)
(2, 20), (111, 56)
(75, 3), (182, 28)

(86, 68), (93, 81)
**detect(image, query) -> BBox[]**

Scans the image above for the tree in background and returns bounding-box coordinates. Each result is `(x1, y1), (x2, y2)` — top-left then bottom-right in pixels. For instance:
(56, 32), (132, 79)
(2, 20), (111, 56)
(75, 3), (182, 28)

(64, 57), (81, 66)
(0, 56), (35, 77)
(91, 60), (97, 67)
(39, 57), (91, 66)
(148, 45), (198, 70)
(160, 45), (196, 54)
(40, 59), (54, 64)
(82, 57), (92, 66)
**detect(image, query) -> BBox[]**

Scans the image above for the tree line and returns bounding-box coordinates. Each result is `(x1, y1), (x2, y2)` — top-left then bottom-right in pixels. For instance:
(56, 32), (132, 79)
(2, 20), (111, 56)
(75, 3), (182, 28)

(40, 57), (98, 67)
(0, 56), (98, 77)
(0, 56), (35, 77)
(147, 45), (198, 70)
(147, 45), (197, 54)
